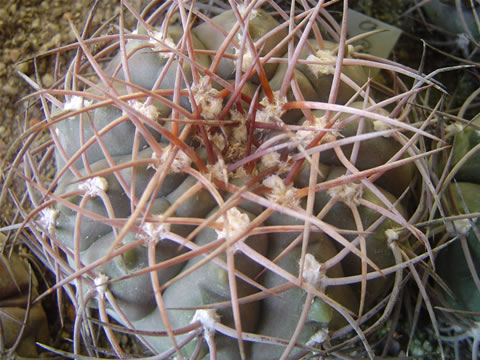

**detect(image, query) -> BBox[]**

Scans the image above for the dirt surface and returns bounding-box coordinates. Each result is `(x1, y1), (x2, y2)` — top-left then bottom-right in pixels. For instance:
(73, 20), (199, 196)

(0, 1), (148, 356)
(0, 0), (149, 225)
(0, 0), (113, 154)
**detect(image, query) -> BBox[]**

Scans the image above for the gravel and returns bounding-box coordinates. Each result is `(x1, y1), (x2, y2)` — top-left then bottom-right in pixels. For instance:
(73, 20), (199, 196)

(0, 0), (147, 224)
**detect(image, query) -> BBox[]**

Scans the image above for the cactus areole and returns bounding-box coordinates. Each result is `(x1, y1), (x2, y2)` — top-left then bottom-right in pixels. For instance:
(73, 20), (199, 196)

(21, 2), (435, 359)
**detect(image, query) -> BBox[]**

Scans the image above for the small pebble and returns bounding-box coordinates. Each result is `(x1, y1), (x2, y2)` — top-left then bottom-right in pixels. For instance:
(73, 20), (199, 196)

(42, 73), (54, 88)
(16, 62), (30, 74)
(9, 49), (21, 63)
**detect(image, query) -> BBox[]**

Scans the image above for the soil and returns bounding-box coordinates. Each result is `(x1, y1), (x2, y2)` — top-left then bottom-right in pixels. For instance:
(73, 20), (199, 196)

(0, 0), (150, 223)
(0, 0), (149, 357)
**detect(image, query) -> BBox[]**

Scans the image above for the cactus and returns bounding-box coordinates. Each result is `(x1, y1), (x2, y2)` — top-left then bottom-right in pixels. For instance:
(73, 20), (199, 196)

(4, 1), (442, 358)
(432, 92), (480, 358)
(438, 182), (480, 318)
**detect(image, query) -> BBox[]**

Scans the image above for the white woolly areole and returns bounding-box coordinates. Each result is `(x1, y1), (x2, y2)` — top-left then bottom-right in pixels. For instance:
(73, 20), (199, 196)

(216, 207), (251, 244)
(191, 309), (220, 337)
(444, 122), (480, 142)
(259, 153), (291, 174)
(191, 77), (222, 119)
(445, 123), (463, 137)
(239, 49), (254, 73)
(301, 253), (323, 287)
(94, 273), (109, 297)
(154, 146), (192, 172)
(210, 132), (226, 151)
(261, 151), (281, 169)
(263, 175), (299, 207)
(385, 229), (399, 244)
(78, 177), (108, 197)
(327, 182), (363, 206)
(139, 221), (170, 243)
(446, 218), (474, 236)
(64, 95), (92, 111)
(306, 329), (328, 346)
(232, 166), (256, 179)
(230, 110), (248, 143)
(126, 100), (158, 121)
(296, 115), (338, 144)
(207, 159), (229, 183)
(38, 207), (59, 233)
(306, 49), (337, 76)
(256, 91), (287, 125)
(148, 30), (176, 55)
(234, 35), (254, 74)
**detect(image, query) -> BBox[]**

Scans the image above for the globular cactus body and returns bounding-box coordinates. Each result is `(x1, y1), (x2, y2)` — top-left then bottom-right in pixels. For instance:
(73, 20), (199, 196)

(435, 107), (480, 319)
(430, 79), (480, 358)
(8, 1), (439, 358)
(438, 182), (480, 319)
(446, 117), (480, 184)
